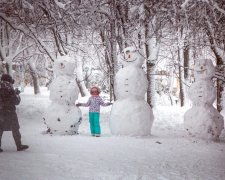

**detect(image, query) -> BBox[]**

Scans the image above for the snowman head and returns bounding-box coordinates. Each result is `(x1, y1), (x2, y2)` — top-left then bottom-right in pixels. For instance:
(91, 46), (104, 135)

(119, 47), (144, 68)
(194, 59), (215, 80)
(54, 56), (75, 76)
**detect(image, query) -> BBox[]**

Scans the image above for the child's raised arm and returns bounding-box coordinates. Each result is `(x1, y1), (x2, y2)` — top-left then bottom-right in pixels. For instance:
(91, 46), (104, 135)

(76, 97), (91, 107)
(99, 97), (113, 106)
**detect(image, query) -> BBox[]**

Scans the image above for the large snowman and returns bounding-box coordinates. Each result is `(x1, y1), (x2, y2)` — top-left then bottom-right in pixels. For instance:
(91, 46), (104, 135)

(184, 59), (224, 140)
(110, 47), (154, 136)
(43, 56), (82, 135)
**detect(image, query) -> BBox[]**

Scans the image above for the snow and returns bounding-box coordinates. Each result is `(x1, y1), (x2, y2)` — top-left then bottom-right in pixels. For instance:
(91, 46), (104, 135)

(0, 87), (225, 180)
(114, 66), (147, 100)
(110, 47), (154, 136)
(54, 0), (65, 9)
(181, 0), (192, 9)
(110, 99), (153, 136)
(184, 59), (224, 140)
(22, 0), (34, 11)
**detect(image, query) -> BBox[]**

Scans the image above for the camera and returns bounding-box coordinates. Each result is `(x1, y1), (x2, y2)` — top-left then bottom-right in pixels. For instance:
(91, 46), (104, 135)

(15, 88), (21, 95)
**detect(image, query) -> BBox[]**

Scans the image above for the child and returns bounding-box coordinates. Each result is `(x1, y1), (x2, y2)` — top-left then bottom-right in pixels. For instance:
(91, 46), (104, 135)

(76, 86), (112, 137)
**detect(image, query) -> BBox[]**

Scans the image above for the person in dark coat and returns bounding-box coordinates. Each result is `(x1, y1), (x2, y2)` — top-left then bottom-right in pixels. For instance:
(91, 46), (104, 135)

(0, 74), (29, 152)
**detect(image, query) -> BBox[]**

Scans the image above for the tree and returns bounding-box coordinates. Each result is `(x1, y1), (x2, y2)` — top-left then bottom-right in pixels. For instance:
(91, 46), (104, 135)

(0, 20), (33, 76)
(181, 0), (225, 111)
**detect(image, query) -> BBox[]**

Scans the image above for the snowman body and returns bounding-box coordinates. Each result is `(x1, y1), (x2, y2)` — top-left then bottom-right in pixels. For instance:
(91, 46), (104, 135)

(110, 47), (154, 136)
(44, 56), (82, 134)
(184, 59), (224, 140)
(115, 66), (147, 100)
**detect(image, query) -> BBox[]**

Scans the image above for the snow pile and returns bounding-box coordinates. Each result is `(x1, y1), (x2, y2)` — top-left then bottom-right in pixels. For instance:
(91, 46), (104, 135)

(17, 92), (50, 123)
(110, 47), (154, 136)
(43, 56), (82, 134)
(184, 59), (224, 140)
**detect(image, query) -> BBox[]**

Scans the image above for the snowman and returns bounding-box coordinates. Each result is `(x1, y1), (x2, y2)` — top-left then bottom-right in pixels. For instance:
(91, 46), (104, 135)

(109, 47), (154, 136)
(184, 59), (224, 140)
(43, 56), (82, 135)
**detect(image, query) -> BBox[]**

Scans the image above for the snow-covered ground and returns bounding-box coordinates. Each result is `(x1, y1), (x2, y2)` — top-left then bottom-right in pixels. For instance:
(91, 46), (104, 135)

(0, 87), (225, 180)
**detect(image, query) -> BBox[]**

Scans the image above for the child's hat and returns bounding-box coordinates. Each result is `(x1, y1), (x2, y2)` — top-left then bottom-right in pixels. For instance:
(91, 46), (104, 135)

(90, 86), (101, 94)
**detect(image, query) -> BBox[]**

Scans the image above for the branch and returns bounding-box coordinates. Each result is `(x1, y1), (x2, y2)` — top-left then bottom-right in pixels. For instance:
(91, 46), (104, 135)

(93, 10), (111, 20)
(14, 33), (24, 54)
(0, 13), (33, 39)
(211, 0), (225, 15)
(13, 44), (35, 61)
(0, 13), (55, 62)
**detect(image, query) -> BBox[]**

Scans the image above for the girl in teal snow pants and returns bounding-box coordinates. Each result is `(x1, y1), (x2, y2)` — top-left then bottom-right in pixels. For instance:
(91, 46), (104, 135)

(89, 112), (101, 135)
(76, 86), (112, 137)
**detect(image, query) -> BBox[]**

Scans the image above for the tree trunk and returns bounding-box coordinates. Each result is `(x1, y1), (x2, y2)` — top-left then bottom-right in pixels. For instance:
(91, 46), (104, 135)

(145, 23), (159, 108)
(99, 29), (114, 101)
(76, 79), (86, 97)
(109, 0), (117, 101)
(20, 65), (25, 92)
(178, 47), (185, 107)
(145, 22), (152, 107)
(168, 65), (175, 105)
(146, 62), (155, 108)
(106, 52), (114, 102)
(216, 63), (224, 112)
(75, 52), (89, 97)
(183, 39), (189, 81)
(205, 26), (224, 112)
(211, 45), (224, 112)
(28, 60), (40, 94)
(0, 61), (6, 75)
(116, 2), (129, 50)
(6, 61), (13, 76)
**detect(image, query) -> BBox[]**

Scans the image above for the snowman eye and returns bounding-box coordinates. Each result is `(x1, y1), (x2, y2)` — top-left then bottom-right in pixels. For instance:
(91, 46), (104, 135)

(125, 50), (130, 54)
(60, 63), (65, 68)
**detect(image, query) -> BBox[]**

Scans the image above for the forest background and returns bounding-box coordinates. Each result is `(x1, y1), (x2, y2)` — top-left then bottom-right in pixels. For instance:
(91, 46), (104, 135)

(0, 0), (225, 111)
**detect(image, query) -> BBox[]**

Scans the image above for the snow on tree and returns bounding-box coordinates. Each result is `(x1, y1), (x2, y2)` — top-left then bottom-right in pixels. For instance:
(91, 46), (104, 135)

(0, 24), (30, 76)
(43, 56), (82, 135)
(184, 59), (224, 140)
(75, 49), (90, 97)
(110, 47), (154, 136)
